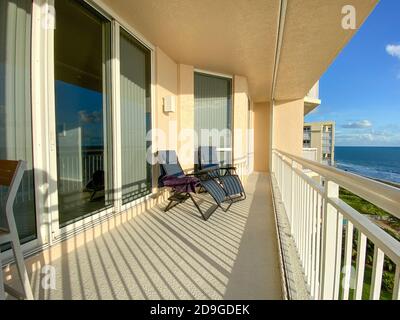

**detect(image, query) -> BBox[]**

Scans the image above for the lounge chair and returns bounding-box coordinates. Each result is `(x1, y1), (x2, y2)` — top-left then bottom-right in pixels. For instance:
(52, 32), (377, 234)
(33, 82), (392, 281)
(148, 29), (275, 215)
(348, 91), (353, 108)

(158, 150), (234, 221)
(198, 146), (246, 202)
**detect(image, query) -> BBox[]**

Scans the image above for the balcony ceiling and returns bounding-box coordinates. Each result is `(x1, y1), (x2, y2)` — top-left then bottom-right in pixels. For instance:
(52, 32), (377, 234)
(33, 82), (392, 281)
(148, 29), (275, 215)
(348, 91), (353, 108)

(101, 0), (378, 103)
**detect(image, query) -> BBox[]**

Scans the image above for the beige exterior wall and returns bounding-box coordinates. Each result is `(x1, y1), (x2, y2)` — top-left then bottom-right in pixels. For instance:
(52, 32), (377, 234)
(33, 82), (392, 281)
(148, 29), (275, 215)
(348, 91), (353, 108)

(156, 47), (178, 151)
(273, 99), (304, 157)
(177, 64), (195, 170)
(233, 75), (250, 172)
(254, 102), (271, 172)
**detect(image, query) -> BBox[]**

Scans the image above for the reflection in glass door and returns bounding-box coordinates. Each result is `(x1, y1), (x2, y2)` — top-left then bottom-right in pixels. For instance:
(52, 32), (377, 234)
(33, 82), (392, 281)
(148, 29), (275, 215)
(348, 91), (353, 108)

(54, 0), (112, 227)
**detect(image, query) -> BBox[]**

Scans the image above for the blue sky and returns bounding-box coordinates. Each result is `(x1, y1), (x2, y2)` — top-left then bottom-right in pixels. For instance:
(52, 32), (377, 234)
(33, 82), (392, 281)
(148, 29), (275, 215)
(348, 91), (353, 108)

(305, 0), (400, 147)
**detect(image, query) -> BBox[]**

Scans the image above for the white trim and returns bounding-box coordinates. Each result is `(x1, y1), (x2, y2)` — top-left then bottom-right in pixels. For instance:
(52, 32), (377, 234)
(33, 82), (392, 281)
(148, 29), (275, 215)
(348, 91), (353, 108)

(194, 68), (233, 80)
(112, 21), (122, 213)
(31, 0), (48, 247)
(48, 0), (117, 239)
(271, 0), (287, 101)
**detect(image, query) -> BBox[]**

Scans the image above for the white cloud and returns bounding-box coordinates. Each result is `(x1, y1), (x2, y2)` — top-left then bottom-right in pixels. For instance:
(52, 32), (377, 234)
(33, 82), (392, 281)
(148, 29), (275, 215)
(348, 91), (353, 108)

(342, 120), (372, 129)
(78, 111), (101, 124)
(336, 128), (400, 146)
(386, 44), (400, 59)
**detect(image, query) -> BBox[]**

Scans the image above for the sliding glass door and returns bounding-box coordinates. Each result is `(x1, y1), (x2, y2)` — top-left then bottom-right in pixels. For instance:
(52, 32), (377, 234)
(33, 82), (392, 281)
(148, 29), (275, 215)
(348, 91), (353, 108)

(0, 0), (36, 243)
(194, 72), (233, 165)
(120, 29), (152, 204)
(54, 0), (113, 227)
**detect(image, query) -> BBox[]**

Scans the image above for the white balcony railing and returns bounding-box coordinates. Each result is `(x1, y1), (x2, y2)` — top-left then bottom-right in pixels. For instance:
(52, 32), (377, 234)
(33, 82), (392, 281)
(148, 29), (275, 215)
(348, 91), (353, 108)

(272, 149), (400, 300)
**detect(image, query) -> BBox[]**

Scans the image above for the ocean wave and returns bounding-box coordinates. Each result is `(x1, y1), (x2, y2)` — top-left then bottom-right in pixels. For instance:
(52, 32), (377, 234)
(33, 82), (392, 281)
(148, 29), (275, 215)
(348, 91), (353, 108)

(336, 161), (400, 184)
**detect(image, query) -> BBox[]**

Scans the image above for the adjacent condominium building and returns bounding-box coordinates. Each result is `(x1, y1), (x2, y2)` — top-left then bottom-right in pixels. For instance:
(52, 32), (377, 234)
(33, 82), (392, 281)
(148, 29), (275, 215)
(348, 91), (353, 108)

(303, 121), (336, 166)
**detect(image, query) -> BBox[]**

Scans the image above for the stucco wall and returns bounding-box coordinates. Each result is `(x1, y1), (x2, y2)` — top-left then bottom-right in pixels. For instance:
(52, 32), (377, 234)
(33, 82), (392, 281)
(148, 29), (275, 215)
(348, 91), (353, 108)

(178, 64), (195, 169)
(254, 102), (271, 172)
(273, 99), (304, 157)
(156, 47), (178, 151)
(233, 75), (249, 164)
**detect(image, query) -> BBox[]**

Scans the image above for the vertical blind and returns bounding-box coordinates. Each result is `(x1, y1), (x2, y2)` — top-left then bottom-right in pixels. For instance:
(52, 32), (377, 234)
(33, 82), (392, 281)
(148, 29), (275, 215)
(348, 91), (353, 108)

(194, 72), (232, 165)
(120, 29), (152, 204)
(0, 0), (36, 241)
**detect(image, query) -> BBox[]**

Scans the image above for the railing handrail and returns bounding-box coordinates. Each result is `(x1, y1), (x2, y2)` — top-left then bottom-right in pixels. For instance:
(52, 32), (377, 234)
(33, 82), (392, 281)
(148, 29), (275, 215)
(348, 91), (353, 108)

(274, 149), (400, 219)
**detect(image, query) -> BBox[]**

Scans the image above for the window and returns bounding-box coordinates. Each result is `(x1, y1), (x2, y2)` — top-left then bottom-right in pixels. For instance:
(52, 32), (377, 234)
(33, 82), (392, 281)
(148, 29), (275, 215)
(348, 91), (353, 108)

(54, 0), (113, 227)
(120, 29), (152, 204)
(0, 0), (36, 243)
(194, 72), (232, 165)
(303, 126), (312, 148)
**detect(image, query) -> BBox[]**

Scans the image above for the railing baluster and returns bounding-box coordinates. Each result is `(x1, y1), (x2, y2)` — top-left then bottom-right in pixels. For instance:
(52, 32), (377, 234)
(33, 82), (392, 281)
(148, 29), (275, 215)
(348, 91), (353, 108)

(290, 161), (295, 232)
(355, 231), (367, 300)
(305, 182), (310, 272)
(295, 175), (299, 246)
(310, 188), (317, 298)
(333, 212), (344, 299)
(370, 247), (384, 300)
(342, 221), (354, 300)
(301, 178), (306, 265)
(393, 267), (400, 300)
(320, 181), (339, 300)
(314, 192), (322, 299)
(305, 184), (312, 285)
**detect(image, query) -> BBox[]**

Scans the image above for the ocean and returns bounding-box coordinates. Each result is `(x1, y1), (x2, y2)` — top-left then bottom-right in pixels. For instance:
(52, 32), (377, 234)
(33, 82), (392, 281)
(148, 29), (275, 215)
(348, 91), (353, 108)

(335, 147), (400, 184)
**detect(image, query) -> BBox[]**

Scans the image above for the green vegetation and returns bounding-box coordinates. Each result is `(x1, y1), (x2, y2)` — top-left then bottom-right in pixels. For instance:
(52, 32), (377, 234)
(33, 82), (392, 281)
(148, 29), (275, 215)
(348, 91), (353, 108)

(339, 187), (400, 241)
(346, 265), (393, 300)
(339, 188), (390, 217)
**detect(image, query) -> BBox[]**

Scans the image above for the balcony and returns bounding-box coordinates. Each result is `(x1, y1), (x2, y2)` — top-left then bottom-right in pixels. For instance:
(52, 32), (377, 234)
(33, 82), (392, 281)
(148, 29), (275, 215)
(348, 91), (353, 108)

(4, 150), (400, 300)
(306, 82), (320, 100)
(4, 173), (283, 300)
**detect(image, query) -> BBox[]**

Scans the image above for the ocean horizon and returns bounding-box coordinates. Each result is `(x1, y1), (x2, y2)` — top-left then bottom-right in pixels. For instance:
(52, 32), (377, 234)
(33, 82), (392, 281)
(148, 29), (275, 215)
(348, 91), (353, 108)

(335, 146), (400, 184)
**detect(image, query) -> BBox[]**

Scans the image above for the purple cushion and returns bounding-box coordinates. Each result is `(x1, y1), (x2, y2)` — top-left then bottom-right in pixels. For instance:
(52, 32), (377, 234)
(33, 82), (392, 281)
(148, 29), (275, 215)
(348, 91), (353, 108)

(162, 176), (200, 193)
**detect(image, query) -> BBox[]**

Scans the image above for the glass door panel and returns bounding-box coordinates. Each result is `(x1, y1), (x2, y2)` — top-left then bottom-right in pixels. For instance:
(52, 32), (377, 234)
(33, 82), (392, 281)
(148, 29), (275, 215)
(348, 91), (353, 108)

(54, 0), (112, 227)
(120, 29), (152, 204)
(0, 0), (36, 243)
(194, 72), (233, 166)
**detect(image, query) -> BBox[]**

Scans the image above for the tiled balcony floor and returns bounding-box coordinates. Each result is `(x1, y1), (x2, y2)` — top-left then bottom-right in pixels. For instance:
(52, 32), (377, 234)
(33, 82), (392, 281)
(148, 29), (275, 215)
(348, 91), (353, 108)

(26, 173), (283, 300)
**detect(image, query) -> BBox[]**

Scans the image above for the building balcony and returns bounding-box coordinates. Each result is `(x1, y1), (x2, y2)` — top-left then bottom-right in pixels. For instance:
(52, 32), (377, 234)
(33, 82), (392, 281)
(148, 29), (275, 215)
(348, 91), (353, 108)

(4, 151), (400, 300)
(304, 82), (322, 115)
(4, 173), (283, 300)
(0, 0), (386, 302)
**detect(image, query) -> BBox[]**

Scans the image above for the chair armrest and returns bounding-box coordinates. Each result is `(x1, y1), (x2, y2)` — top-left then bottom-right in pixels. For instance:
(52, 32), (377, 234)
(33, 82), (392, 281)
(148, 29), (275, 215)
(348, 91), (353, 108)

(220, 166), (237, 171)
(218, 166), (238, 176)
